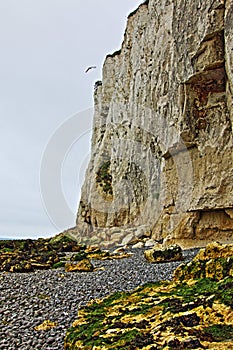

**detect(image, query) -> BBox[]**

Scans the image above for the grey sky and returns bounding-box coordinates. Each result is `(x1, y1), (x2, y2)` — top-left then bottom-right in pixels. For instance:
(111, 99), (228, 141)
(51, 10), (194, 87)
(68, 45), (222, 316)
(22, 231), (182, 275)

(0, 0), (142, 239)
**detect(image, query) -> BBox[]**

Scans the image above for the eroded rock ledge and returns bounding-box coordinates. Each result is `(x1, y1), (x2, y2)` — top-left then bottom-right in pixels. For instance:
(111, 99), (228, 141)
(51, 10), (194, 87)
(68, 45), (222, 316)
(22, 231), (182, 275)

(74, 0), (233, 248)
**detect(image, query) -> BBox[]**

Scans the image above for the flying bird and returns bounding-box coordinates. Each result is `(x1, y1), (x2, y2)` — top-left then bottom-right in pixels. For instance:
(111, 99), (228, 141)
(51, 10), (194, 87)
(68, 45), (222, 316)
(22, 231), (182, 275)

(85, 66), (97, 73)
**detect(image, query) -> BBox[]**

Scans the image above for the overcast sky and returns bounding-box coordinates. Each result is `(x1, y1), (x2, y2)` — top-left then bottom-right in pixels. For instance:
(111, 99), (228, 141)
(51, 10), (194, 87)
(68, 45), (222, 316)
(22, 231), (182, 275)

(0, 0), (142, 239)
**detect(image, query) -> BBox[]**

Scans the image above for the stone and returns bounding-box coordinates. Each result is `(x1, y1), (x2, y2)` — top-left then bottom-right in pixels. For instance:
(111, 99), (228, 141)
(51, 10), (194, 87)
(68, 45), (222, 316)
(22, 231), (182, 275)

(194, 241), (233, 261)
(0, 234), (88, 273)
(112, 247), (126, 254)
(144, 244), (183, 263)
(121, 233), (135, 246)
(110, 233), (124, 242)
(182, 338), (203, 349)
(173, 242), (233, 282)
(65, 259), (94, 272)
(73, 0), (233, 248)
(131, 242), (144, 249)
(133, 226), (152, 238)
(144, 239), (157, 247)
(34, 320), (57, 331)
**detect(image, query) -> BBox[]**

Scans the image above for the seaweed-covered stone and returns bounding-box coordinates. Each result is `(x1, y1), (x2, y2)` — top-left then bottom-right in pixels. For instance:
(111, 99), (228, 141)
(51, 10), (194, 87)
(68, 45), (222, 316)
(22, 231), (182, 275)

(65, 259), (94, 272)
(174, 242), (233, 282)
(144, 244), (183, 263)
(70, 251), (87, 261)
(65, 243), (233, 350)
(0, 234), (87, 273)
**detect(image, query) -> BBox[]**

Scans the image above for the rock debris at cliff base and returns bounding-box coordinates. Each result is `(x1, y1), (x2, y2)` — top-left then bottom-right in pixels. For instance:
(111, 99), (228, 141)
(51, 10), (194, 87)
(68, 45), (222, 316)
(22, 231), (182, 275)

(0, 248), (198, 350)
(65, 243), (233, 350)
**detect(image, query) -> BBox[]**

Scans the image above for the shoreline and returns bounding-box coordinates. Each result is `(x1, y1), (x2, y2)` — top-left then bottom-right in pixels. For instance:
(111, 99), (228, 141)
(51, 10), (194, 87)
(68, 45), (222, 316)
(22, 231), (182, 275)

(0, 247), (199, 349)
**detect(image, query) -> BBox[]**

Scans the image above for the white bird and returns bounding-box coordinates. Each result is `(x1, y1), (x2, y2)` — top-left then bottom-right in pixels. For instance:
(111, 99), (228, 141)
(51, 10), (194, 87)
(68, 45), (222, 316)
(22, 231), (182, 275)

(85, 66), (97, 73)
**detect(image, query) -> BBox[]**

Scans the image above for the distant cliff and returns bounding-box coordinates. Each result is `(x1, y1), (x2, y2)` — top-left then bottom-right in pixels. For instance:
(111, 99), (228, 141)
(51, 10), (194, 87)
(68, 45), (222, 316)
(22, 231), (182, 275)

(73, 0), (233, 248)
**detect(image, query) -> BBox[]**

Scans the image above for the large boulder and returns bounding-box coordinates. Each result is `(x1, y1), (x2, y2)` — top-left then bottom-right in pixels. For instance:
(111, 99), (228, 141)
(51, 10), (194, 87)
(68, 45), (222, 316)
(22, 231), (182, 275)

(174, 242), (233, 282)
(144, 244), (183, 263)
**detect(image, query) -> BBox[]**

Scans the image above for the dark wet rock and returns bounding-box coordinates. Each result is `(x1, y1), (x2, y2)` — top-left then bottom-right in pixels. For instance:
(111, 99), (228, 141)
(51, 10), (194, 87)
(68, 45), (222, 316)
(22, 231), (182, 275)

(144, 244), (183, 263)
(182, 337), (203, 349)
(0, 234), (83, 273)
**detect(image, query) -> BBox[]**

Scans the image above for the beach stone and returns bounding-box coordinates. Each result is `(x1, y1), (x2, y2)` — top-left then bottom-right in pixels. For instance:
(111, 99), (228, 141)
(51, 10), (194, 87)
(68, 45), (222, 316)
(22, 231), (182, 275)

(144, 239), (157, 247)
(121, 233), (135, 246)
(65, 259), (94, 272)
(144, 244), (183, 263)
(34, 320), (57, 331)
(132, 242), (144, 249)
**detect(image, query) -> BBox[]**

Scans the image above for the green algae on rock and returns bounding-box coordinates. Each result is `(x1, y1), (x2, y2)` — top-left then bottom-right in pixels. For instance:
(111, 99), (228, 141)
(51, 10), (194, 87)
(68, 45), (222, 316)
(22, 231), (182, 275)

(0, 234), (83, 273)
(65, 259), (94, 273)
(174, 242), (233, 282)
(0, 234), (133, 273)
(64, 243), (233, 350)
(144, 244), (183, 263)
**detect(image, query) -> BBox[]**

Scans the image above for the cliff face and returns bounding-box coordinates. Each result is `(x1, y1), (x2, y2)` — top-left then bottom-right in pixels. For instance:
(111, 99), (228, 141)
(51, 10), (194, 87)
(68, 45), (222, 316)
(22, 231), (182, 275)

(75, 0), (233, 248)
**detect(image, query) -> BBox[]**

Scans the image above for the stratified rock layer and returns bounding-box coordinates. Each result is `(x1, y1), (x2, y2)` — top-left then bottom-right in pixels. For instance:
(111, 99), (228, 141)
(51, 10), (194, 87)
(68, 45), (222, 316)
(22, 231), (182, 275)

(75, 0), (233, 247)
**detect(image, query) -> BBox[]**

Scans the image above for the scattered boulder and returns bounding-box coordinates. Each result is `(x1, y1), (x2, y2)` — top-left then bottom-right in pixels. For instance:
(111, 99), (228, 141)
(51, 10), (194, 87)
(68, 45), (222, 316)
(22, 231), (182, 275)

(70, 251), (87, 262)
(0, 233), (135, 273)
(65, 259), (94, 272)
(121, 233), (135, 246)
(174, 242), (233, 282)
(65, 242), (233, 350)
(144, 244), (183, 263)
(132, 242), (144, 249)
(0, 234), (89, 273)
(144, 238), (157, 247)
(113, 247), (126, 254)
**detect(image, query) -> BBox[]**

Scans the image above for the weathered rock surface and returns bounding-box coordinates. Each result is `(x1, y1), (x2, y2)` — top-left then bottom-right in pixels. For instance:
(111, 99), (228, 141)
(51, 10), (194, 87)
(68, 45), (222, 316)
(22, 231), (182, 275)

(174, 241), (233, 281)
(65, 259), (94, 273)
(64, 242), (233, 349)
(0, 235), (132, 273)
(0, 234), (79, 273)
(74, 0), (233, 248)
(144, 244), (183, 263)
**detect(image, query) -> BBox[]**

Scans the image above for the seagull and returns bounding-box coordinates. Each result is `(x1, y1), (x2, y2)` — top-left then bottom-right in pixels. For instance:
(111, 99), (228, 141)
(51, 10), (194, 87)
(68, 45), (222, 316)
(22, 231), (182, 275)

(85, 66), (97, 73)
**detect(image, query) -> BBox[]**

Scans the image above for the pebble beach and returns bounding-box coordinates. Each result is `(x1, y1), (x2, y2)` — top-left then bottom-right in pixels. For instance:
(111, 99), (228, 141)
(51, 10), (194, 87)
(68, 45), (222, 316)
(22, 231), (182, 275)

(0, 248), (199, 350)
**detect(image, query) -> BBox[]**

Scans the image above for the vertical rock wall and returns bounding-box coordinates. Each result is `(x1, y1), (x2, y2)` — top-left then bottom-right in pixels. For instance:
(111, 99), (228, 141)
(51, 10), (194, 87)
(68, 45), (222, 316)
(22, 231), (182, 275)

(74, 0), (233, 248)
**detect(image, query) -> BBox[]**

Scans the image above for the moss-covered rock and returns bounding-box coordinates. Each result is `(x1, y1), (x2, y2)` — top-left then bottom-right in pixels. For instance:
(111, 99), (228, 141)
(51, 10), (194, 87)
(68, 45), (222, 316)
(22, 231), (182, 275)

(174, 242), (233, 282)
(0, 234), (89, 273)
(144, 244), (183, 263)
(64, 242), (233, 349)
(65, 259), (94, 272)
(0, 234), (134, 273)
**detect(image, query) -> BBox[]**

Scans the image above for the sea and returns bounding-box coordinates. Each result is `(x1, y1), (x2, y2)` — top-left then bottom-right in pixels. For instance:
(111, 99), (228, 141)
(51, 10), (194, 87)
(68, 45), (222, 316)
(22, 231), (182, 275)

(0, 237), (15, 240)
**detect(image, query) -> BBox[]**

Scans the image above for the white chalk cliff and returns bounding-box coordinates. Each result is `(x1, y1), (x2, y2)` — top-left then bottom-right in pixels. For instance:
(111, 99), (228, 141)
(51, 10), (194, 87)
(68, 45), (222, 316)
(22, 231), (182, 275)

(72, 0), (233, 248)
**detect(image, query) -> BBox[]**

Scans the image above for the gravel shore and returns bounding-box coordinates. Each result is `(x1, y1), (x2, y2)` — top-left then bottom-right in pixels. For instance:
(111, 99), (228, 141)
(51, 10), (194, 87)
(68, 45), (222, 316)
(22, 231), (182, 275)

(0, 247), (199, 350)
